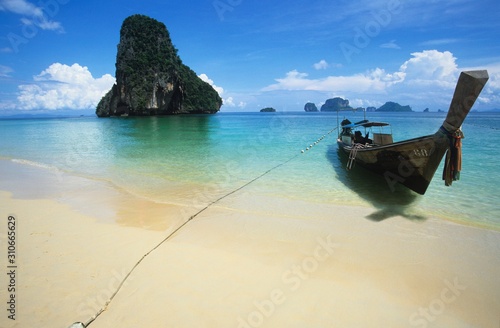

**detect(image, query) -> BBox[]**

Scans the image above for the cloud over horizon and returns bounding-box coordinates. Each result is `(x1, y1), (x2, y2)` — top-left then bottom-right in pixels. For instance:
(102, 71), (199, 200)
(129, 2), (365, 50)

(263, 50), (458, 93)
(2, 51), (498, 113)
(199, 73), (247, 109)
(14, 63), (115, 110)
(261, 50), (498, 110)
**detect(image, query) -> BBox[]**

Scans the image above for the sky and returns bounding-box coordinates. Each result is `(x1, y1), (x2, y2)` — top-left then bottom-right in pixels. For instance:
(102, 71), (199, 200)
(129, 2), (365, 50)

(0, 0), (499, 116)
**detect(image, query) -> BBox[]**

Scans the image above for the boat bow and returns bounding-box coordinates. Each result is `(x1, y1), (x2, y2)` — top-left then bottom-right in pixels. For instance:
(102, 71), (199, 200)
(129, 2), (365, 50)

(438, 70), (489, 187)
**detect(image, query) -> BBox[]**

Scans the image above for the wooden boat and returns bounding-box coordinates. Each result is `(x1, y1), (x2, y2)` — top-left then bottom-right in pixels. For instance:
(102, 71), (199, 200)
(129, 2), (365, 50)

(337, 70), (489, 195)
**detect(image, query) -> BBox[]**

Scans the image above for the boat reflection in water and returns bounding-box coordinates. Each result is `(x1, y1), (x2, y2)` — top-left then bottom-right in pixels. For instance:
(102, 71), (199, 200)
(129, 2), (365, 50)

(328, 144), (426, 222)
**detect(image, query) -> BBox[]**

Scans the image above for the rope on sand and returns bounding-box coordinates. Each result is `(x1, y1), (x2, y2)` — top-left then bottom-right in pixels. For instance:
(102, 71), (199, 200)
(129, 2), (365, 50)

(70, 127), (337, 328)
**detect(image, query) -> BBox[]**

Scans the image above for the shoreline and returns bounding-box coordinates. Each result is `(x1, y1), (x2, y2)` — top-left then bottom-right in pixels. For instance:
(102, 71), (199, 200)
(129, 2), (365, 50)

(1, 158), (500, 327)
(1, 157), (499, 233)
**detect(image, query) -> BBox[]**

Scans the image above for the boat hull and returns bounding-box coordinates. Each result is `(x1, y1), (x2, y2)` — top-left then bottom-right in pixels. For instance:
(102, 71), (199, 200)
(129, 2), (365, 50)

(337, 131), (449, 195)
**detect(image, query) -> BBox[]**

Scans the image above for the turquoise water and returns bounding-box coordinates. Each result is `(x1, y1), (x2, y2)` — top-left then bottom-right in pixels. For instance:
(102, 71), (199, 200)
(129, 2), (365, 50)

(1, 112), (499, 230)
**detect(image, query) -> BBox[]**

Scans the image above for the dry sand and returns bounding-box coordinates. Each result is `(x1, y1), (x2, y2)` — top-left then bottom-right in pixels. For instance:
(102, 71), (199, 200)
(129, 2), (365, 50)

(1, 159), (499, 328)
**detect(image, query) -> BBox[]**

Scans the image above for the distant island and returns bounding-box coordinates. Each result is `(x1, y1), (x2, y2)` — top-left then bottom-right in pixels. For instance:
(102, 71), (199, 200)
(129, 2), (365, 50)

(304, 98), (413, 112)
(260, 107), (277, 112)
(96, 15), (222, 117)
(320, 97), (353, 112)
(377, 101), (412, 112)
(304, 102), (318, 112)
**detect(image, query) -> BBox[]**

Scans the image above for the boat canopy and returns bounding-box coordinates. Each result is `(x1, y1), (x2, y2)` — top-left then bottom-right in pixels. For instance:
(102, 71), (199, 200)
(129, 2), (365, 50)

(341, 120), (390, 129)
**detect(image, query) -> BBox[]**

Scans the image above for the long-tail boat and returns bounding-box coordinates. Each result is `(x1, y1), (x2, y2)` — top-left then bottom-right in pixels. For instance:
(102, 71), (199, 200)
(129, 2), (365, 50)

(337, 70), (489, 195)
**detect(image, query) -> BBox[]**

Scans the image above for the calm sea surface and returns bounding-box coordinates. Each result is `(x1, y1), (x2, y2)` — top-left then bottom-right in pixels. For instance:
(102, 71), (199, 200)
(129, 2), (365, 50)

(1, 112), (499, 230)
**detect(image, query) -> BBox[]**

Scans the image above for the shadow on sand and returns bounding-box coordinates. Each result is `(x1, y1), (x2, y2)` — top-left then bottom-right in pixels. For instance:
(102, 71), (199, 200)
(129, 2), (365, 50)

(326, 144), (428, 222)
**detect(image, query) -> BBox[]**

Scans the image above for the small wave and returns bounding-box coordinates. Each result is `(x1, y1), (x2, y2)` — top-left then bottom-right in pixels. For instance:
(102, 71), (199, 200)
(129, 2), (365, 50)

(10, 158), (62, 173)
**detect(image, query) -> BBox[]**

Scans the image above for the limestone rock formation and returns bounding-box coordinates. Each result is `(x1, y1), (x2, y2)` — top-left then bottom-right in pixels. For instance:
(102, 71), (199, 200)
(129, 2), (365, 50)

(96, 15), (222, 117)
(376, 101), (413, 112)
(304, 102), (318, 112)
(320, 97), (353, 112)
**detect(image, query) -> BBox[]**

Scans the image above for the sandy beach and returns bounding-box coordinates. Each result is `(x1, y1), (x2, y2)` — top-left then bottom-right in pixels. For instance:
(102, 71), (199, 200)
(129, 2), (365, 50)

(1, 159), (500, 328)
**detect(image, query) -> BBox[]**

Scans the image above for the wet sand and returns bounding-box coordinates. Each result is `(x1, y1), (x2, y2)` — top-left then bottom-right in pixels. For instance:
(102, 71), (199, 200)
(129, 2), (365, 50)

(1, 159), (499, 328)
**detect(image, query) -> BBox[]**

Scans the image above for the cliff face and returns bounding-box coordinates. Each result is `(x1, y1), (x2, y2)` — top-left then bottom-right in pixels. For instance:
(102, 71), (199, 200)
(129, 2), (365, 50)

(96, 15), (222, 117)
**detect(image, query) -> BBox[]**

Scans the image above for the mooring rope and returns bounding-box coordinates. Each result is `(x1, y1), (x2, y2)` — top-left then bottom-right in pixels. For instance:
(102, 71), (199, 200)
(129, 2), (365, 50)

(73, 127), (337, 328)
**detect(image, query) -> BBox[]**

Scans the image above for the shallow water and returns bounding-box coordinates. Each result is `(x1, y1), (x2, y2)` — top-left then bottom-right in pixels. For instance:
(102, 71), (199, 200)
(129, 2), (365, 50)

(1, 111), (499, 230)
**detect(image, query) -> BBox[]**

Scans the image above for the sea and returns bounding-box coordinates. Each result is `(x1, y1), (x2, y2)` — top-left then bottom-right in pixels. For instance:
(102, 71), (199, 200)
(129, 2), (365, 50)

(1, 111), (499, 231)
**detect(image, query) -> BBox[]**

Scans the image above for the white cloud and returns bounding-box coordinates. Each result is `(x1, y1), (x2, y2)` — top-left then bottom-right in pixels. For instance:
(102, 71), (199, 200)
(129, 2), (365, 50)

(0, 0), (41, 16)
(198, 73), (246, 109)
(399, 50), (458, 81)
(16, 63), (115, 110)
(21, 15), (63, 31)
(222, 96), (247, 109)
(261, 50), (500, 110)
(263, 50), (459, 94)
(473, 62), (500, 107)
(224, 96), (235, 106)
(349, 98), (382, 108)
(313, 60), (329, 70)
(198, 73), (224, 96)
(0, 65), (14, 77)
(0, 0), (64, 32)
(262, 68), (403, 93)
(380, 40), (401, 49)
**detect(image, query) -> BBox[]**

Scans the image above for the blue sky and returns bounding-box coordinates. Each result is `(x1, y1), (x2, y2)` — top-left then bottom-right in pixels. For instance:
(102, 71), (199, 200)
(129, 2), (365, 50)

(0, 0), (499, 115)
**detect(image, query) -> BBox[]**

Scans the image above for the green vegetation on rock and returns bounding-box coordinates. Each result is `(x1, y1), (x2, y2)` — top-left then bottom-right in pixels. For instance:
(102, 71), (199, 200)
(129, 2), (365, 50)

(376, 101), (412, 112)
(304, 102), (318, 112)
(320, 97), (353, 112)
(260, 107), (276, 112)
(96, 15), (222, 117)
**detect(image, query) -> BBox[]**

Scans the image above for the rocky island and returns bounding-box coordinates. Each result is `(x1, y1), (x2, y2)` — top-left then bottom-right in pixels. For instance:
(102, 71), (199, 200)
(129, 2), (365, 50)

(304, 102), (318, 112)
(305, 98), (413, 112)
(96, 15), (222, 117)
(260, 107), (277, 112)
(376, 101), (412, 112)
(320, 97), (353, 112)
